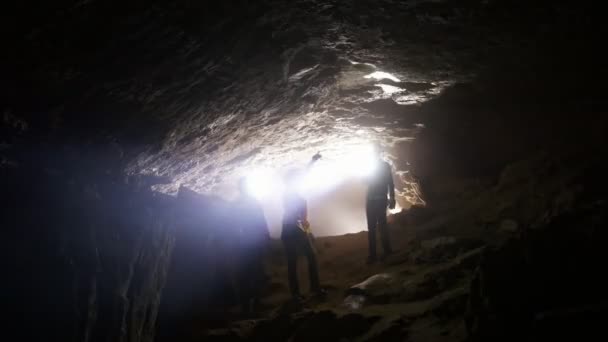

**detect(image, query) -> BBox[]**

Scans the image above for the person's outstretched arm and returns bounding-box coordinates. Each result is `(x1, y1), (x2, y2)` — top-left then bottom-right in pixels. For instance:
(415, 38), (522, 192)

(301, 153), (319, 226)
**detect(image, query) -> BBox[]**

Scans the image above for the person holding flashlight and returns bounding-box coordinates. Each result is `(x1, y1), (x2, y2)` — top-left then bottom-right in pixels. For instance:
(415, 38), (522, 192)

(280, 153), (325, 301)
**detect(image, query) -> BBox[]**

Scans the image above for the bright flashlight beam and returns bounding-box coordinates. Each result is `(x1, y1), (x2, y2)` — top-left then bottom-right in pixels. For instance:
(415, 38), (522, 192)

(341, 144), (378, 178)
(300, 162), (341, 195)
(245, 143), (380, 198)
(245, 168), (278, 199)
(299, 143), (379, 195)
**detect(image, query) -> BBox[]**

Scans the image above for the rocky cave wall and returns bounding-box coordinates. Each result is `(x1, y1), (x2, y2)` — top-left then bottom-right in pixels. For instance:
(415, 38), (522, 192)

(2, 1), (606, 341)
(3, 160), (176, 342)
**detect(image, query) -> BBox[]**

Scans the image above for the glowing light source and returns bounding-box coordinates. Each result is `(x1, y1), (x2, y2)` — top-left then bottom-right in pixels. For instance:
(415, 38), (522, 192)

(300, 162), (340, 195)
(245, 168), (279, 199)
(299, 143), (379, 195)
(244, 142), (382, 199)
(339, 143), (378, 178)
(364, 71), (401, 83)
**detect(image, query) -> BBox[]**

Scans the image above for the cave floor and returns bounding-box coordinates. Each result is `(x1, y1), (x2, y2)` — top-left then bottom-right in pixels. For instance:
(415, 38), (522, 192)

(173, 146), (606, 341)
(186, 206), (487, 341)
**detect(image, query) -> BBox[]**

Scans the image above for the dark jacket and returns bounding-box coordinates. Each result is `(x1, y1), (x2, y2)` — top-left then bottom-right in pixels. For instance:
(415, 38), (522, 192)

(281, 191), (307, 241)
(366, 161), (395, 203)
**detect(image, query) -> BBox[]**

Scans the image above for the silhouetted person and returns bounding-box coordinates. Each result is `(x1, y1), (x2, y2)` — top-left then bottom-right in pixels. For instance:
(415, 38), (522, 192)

(235, 178), (270, 314)
(281, 153), (324, 301)
(366, 146), (396, 263)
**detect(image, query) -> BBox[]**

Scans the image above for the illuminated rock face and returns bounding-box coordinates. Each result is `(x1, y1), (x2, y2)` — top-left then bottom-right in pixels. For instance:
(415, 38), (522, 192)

(122, 0), (466, 199)
(4, 1), (602, 199)
(7, 0), (516, 237)
(5, 0), (502, 200)
(2, 1), (605, 341)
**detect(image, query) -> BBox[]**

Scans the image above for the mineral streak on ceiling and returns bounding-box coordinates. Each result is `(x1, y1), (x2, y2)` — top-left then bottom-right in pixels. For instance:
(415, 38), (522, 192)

(123, 0), (497, 202)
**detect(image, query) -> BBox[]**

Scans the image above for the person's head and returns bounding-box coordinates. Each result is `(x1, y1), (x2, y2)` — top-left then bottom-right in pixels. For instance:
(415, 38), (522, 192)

(370, 143), (382, 160)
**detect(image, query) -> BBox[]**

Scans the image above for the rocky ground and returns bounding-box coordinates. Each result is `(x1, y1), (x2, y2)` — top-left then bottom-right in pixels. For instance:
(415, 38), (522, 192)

(175, 145), (608, 342)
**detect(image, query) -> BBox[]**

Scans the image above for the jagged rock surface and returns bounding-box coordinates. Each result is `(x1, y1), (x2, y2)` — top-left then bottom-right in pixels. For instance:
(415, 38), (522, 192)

(194, 145), (608, 342)
(3, 166), (176, 342)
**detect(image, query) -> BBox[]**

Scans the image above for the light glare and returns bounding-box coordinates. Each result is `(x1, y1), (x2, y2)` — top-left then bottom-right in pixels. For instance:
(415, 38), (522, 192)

(245, 143), (380, 198)
(300, 143), (379, 195)
(245, 168), (278, 199)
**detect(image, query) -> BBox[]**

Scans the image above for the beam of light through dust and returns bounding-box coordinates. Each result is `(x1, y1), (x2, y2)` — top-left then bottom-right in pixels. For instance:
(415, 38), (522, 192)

(242, 141), (401, 237)
(245, 167), (281, 199)
(244, 142), (379, 199)
(300, 142), (378, 196)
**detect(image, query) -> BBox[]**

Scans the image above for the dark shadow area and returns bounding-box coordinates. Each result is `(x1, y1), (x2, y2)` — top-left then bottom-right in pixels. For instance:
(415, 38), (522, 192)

(2, 149), (175, 342)
(155, 189), (239, 341)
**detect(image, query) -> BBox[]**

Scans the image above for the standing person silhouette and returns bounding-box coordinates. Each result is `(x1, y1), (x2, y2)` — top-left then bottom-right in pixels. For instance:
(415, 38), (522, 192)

(365, 145), (396, 264)
(281, 153), (325, 301)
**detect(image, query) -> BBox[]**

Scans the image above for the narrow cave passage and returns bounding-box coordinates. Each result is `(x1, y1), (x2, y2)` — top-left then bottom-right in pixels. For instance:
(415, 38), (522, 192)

(2, 1), (607, 342)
